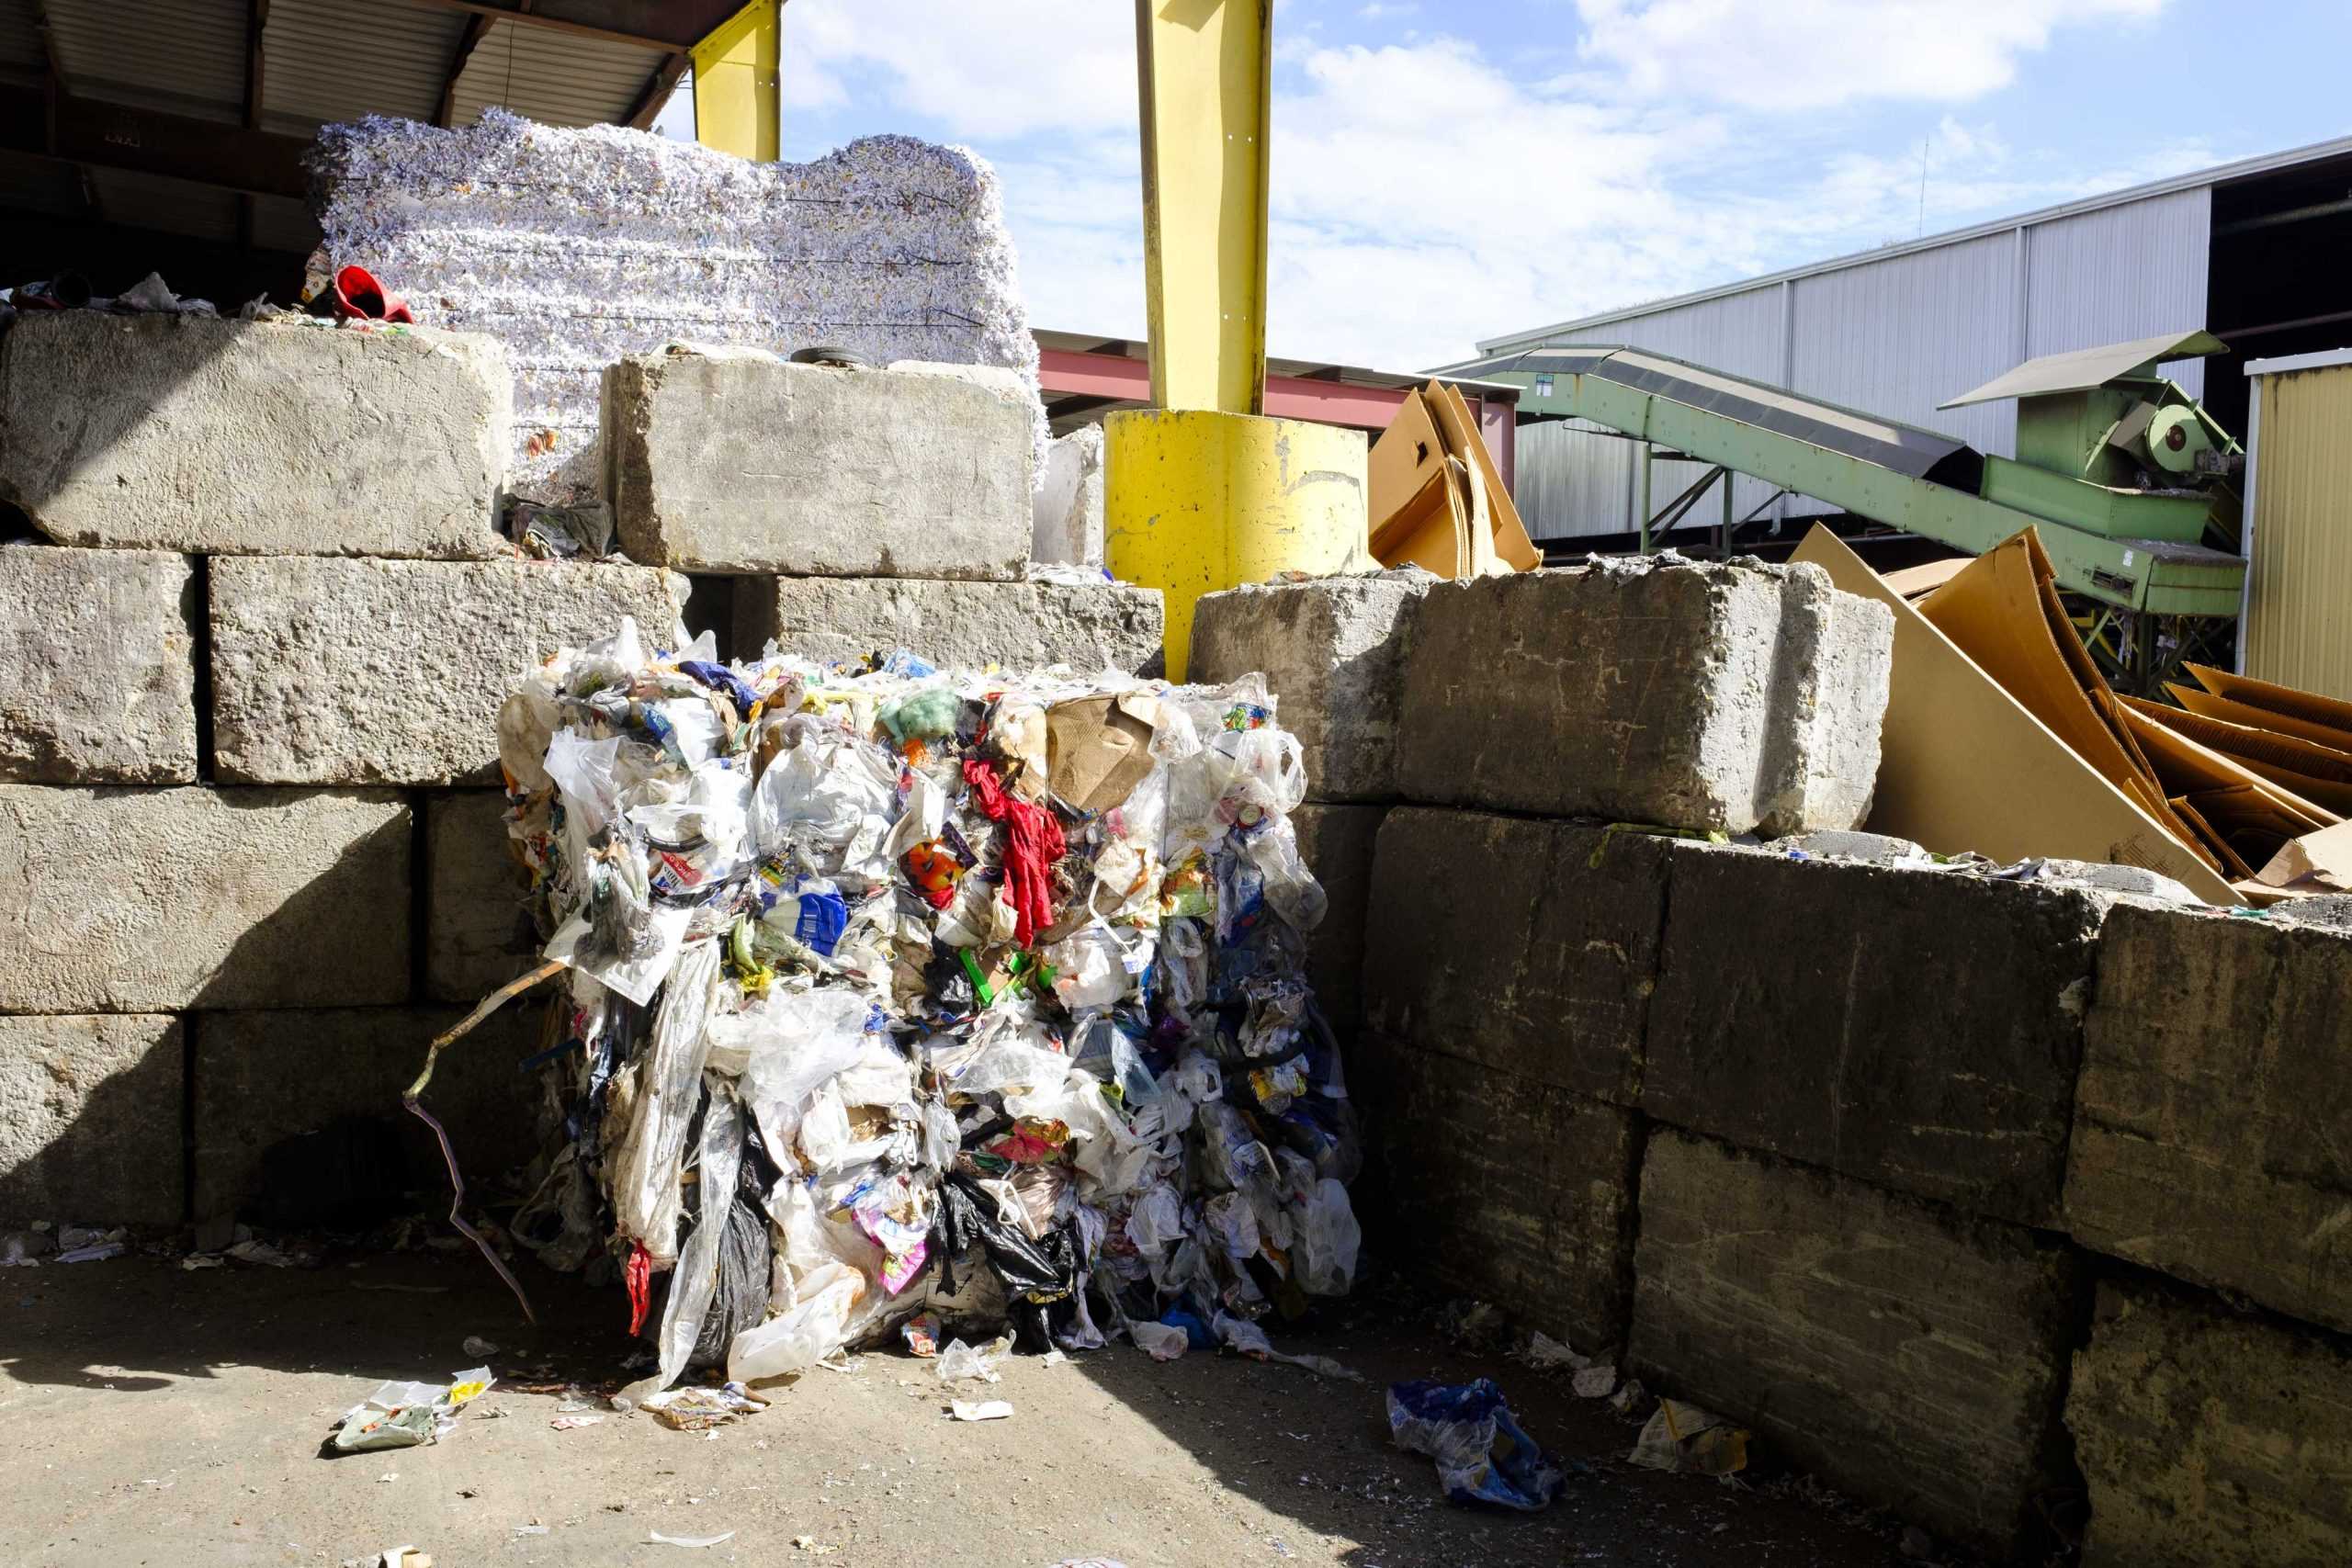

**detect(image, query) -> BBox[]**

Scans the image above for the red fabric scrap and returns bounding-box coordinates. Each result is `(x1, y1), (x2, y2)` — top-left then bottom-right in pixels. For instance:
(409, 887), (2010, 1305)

(625, 1241), (652, 1336)
(962, 756), (1065, 946)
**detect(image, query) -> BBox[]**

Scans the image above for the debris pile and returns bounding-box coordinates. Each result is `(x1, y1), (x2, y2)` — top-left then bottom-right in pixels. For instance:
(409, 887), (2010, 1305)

(469, 619), (1359, 1394)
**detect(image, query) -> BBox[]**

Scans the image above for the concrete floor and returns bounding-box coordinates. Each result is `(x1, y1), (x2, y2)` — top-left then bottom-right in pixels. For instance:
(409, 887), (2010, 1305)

(2, 1250), (1919, 1568)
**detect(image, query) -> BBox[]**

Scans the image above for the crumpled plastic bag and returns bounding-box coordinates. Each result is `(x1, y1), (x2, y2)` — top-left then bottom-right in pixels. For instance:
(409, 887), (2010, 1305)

(1628, 1397), (1748, 1476)
(332, 1367), (494, 1452)
(1385, 1378), (1566, 1511)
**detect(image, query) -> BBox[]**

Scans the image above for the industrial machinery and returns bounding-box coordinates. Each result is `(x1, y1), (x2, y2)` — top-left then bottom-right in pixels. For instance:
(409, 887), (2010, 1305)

(1442, 332), (2251, 694)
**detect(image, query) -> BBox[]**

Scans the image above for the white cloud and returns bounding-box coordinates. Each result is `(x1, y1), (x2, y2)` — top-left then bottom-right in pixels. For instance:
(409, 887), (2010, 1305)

(759, 2), (2208, 369)
(1571, 0), (2165, 111)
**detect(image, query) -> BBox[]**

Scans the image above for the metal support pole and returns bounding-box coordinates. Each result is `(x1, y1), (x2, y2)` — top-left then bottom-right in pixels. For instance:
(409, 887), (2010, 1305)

(1635, 444), (1653, 555)
(1719, 468), (1734, 558)
(691, 0), (780, 162)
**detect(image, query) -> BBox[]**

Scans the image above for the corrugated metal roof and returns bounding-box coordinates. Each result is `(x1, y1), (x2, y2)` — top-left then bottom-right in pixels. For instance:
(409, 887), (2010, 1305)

(0, 0), (45, 74)
(0, 150), (95, 217)
(264, 0), (467, 131)
(46, 0), (247, 122)
(1480, 133), (2352, 353)
(447, 20), (666, 130)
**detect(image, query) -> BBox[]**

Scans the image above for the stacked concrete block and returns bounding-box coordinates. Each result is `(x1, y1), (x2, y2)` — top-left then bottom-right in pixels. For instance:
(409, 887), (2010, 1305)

(0, 1015), (186, 1224)
(1288, 804), (1385, 1040)
(1033, 423), (1105, 567)
(2068, 1279), (2352, 1568)
(209, 556), (686, 785)
(2066, 904), (2352, 1335)
(1397, 558), (1892, 834)
(425, 792), (537, 1005)
(193, 1007), (546, 1221)
(1363, 807), (1668, 1105)
(0, 313), (511, 558)
(1632, 1132), (2083, 1557)
(0, 546), (197, 783)
(736, 575), (1163, 674)
(0, 785), (410, 1014)
(1355, 1033), (1637, 1348)
(1190, 570), (1430, 802)
(602, 354), (1032, 578)
(1645, 847), (2107, 1225)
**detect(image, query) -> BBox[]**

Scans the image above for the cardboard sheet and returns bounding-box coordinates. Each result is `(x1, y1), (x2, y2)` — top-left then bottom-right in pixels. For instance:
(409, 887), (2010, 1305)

(1046, 694), (1160, 814)
(2257, 818), (2352, 891)
(1429, 381), (1542, 572)
(1367, 461), (1476, 579)
(1368, 383), (1534, 578)
(2188, 663), (2352, 740)
(2168, 683), (2352, 756)
(1913, 526), (2226, 874)
(1791, 525), (2238, 903)
(2120, 696), (2352, 817)
(2118, 705), (2332, 831)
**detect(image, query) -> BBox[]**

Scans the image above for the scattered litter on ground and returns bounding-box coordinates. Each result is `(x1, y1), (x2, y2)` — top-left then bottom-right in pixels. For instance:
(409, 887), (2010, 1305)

(514, 1523), (549, 1537)
(948, 1398), (1014, 1421)
(642, 1384), (763, 1431)
(550, 1416), (603, 1431)
(1628, 1397), (1749, 1477)
(1386, 1378), (1566, 1511)
(461, 1336), (499, 1358)
(648, 1529), (736, 1549)
(934, 1337), (1006, 1385)
(226, 1238), (303, 1269)
(330, 1368), (494, 1452)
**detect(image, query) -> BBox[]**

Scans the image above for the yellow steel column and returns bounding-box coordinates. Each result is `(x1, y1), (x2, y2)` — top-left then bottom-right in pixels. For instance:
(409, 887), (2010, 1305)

(1108, 0), (1368, 678)
(692, 0), (781, 162)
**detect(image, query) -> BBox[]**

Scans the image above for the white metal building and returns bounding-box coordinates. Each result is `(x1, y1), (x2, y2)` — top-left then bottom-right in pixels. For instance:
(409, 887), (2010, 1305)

(1483, 135), (2352, 543)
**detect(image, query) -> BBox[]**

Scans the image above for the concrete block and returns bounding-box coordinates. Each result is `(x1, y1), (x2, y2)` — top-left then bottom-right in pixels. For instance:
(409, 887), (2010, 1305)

(1033, 424), (1104, 567)
(1629, 1132), (2082, 1557)
(425, 791), (537, 1005)
(192, 1007), (546, 1222)
(0, 1015), (184, 1224)
(603, 354), (1031, 577)
(0, 312), (509, 558)
(0, 785), (409, 1012)
(734, 575), (1163, 673)
(1189, 571), (1430, 802)
(0, 546), (196, 784)
(209, 556), (686, 785)
(1291, 802), (1385, 1039)
(1363, 807), (1668, 1105)
(2066, 905), (2352, 1334)
(1355, 1032), (1635, 1348)
(1396, 558), (1892, 833)
(2070, 1280), (2352, 1568)
(1645, 848), (2103, 1224)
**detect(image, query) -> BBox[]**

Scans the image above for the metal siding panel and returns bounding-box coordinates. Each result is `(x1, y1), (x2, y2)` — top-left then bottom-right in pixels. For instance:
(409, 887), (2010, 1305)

(264, 0), (468, 130)
(0, 150), (94, 215)
(2244, 366), (2352, 700)
(1517, 417), (1635, 542)
(85, 165), (239, 242)
(45, 0), (246, 119)
(0, 0), (41, 72)
(2026, 187), (2212, 400)
(449, 22), (665, 129)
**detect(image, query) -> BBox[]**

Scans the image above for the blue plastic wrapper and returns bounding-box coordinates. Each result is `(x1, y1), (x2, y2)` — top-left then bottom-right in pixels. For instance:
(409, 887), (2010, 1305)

(1386, 1378), (1566, 1511)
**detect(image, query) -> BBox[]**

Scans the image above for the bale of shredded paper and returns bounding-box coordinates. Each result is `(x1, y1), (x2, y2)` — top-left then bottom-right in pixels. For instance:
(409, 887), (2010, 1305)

(310, 110), (1042, 496)
(495, 622), (1361, 1398)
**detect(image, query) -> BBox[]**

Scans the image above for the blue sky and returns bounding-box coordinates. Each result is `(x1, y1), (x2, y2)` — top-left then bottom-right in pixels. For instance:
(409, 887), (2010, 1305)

(658, 1), (2352, 370)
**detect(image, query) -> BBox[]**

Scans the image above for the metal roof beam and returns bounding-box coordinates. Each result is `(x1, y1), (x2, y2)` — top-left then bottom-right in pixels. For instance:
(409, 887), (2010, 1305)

(435, 11), (497, 127)
(0, 84), (309, 198)
(623, 50), (690, 130)
(376, 0), (720, 54)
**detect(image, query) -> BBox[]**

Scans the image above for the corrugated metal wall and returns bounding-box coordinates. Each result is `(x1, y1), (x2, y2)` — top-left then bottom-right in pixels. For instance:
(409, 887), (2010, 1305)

(2243, 363), (2352, 700)
(1514, 186), (2218, 541)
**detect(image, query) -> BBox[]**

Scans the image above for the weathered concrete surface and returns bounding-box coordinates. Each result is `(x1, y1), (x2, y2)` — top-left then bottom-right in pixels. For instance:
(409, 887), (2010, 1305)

(1630, 1132), (2082, 1557)
(1291, 802), (1385, 1039)
(2066, 905), (2352, 1334)
(1645, 847), (2104, 1224)
(1363, 807), (1668, 1105)
(2070, 1280), (2352, 1568)
(735, 575), (1163, 673)
(0, 1014), (184, 1224)
(0, 547), (196, 784)
(0, 313), (509, 558)
(210, 556), (685, 785)
(1355, 1033), (1636, 1349)
(0, 786), (409, 1012)
(1033, 423), (1104, 567)
(192, 1008), (544, 1221)
(425, 791), (537, 1005)
(603, 355), (1030, 577)
(1189, 571), (1430, 802)
(1396, 558), (1892, 833)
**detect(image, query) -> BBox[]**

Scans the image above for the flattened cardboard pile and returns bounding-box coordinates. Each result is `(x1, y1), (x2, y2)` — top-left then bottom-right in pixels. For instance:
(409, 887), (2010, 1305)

(1367, 381), (1540, 579)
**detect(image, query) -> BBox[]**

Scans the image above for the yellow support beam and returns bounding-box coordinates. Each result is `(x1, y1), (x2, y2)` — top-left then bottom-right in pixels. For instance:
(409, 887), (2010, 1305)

(1134, 0), (1271, 415)
(691, 0), (780, 163)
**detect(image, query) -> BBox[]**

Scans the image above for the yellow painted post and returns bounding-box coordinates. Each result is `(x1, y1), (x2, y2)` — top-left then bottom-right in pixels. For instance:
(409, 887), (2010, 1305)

(1105, 411), (1368, 680)
(1110, 1), (1371, 676)
(691, 0), (781, 162)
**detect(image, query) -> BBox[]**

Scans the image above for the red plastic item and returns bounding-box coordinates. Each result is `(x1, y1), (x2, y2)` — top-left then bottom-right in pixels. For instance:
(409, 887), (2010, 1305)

(961, 757), (1065, 947)
(322, 264), (415, 323)
(625, 1241), (652, 1336)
